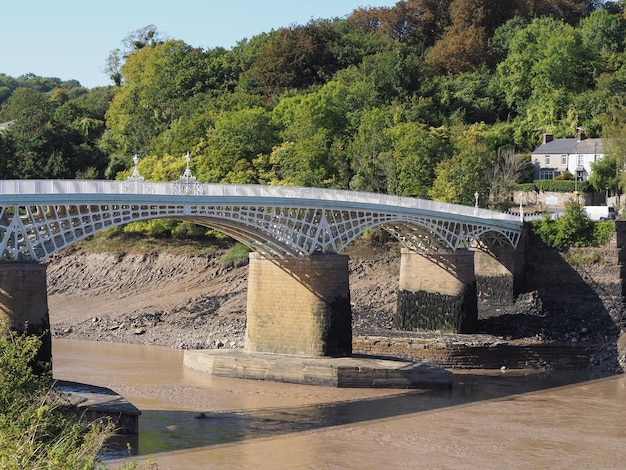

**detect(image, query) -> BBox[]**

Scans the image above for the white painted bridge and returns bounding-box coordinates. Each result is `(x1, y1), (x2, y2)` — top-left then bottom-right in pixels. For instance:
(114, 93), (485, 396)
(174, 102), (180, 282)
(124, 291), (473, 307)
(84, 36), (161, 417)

(0, 179), (524, 262)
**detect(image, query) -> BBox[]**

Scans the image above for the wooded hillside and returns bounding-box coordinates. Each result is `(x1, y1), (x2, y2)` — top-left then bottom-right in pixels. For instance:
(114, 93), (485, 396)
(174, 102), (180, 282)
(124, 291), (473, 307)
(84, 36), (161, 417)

(1, 0), (625, 217)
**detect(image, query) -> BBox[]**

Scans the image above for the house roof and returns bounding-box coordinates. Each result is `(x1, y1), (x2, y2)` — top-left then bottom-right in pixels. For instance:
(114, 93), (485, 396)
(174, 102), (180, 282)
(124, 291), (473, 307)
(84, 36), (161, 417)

(574, 138), (603, 154)
(533, 137), (603, 155)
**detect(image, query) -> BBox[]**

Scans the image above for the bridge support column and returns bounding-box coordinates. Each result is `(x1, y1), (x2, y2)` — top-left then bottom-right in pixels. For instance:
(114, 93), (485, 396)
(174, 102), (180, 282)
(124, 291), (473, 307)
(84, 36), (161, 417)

(245, 253), (352, 357)
(395, 248), (477, 333)
(0, 263), (51, 369)
(473, 238), (526, 307)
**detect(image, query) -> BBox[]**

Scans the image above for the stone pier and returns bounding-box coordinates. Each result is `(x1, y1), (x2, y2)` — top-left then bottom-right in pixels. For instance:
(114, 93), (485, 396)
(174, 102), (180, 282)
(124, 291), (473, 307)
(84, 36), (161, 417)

(245, 252), (352, 357)
(0, 263), (51, 368)
(473, 236), (526, 306)
(185, 252), (453, 388)
(395, 248), (477, 333)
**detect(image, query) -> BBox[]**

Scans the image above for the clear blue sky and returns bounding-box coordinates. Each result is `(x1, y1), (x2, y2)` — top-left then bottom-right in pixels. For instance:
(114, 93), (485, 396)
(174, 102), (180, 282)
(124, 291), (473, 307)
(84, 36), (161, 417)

(1, 0), (397, 89)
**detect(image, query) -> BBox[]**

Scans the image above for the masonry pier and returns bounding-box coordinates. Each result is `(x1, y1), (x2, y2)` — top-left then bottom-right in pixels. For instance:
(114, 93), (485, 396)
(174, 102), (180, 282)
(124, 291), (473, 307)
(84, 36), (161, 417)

(0, 263), (52, 368)
(395, 248), (477, 333)
(245, 253), (352, 356)
(185, 252), (452, 388)
(473, 238), (526, 306)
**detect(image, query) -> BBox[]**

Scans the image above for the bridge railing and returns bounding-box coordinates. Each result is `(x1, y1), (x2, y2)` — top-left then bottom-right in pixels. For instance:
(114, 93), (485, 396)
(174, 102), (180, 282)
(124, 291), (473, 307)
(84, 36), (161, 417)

(0, 179), (521, 223)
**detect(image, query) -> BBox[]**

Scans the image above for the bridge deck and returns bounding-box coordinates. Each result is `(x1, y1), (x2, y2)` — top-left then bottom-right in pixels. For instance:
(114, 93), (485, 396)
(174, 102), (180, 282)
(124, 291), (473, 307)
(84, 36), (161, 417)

(0, 180), (524, 261)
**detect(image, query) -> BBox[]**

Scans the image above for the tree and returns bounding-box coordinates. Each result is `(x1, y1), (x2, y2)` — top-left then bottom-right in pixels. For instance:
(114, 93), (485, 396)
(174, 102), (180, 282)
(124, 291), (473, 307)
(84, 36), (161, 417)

(348, 0), (452, 47)
(425, 0), (489, 74)
(590, 99), (626, 196)
(197, 106), (277, 183)
(429, 125), (496, 205)
(1, 87), (52, 178)
(267, 80), (362, 187)
(490, 147), (532, 208)
(497, 17), (590, 111)
(105, 40), (212, 155)
(245, 20), (342, 95)
(427, 65), (506, 124)
(515, 0), (599, 25)
(122, 24), (165, 52)
(347, 107), (394, 193)
(388, 122), (451, 197)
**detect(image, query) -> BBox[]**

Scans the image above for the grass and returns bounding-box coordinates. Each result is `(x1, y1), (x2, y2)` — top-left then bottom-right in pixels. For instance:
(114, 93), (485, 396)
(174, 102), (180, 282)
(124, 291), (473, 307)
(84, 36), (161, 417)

(73, 228), (230, 257)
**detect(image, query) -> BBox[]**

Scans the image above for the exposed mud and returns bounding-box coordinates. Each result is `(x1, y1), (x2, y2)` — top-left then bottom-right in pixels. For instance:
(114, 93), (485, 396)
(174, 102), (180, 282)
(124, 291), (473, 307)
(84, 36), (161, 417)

(47, 243), (626, 373)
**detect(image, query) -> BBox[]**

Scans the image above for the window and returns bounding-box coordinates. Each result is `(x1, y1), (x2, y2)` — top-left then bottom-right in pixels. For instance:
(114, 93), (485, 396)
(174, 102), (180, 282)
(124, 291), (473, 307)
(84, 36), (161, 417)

(577, 154), (584, 166)
(545, 155), (551, 165)
(561, 155), (567, 165)
(539, 169), (555, 180)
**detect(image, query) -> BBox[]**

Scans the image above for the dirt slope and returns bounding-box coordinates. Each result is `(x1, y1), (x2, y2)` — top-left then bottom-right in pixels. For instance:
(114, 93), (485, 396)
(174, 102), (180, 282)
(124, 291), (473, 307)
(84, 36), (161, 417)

(48, 247), (400, 349)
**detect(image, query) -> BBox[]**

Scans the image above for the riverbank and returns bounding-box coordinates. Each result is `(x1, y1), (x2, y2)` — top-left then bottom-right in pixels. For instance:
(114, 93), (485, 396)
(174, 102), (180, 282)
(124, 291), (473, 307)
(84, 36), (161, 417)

(48, 242), (626, 374)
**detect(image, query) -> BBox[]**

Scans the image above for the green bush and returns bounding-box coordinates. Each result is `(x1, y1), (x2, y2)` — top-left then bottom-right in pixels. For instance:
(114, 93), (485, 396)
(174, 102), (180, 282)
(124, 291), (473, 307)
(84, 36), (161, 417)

(515, 179), (590, 193)
(0, 326), (115, 468)
(593, 221), (615, 246)
(530, 200), (613, 250)
(219, 243), (250, 268)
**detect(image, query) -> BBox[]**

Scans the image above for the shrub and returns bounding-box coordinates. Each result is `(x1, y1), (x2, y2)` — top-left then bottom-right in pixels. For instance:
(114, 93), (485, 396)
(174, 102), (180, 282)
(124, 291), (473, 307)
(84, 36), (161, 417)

(219, 243), (250, 268)
(593, 221), (615, 246)
(531, 200), (598, 250)
(515, 179), (590, 193)
(0, 326), (115, 468)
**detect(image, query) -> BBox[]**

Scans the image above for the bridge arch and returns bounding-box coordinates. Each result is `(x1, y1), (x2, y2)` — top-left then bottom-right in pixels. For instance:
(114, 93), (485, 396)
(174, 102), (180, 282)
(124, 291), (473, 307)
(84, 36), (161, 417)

(0, 180), (523, 262)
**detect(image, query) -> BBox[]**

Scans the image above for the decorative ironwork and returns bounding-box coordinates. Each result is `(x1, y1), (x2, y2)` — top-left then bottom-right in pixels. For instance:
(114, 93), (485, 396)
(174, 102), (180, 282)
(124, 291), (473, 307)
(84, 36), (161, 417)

(122, 155), (153, 194)
(173, 152), (203, 196)
(0, 180), (524, 262)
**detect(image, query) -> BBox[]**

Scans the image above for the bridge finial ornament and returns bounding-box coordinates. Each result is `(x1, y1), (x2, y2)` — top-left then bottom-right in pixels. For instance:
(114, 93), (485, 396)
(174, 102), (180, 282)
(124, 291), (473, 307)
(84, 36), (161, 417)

(128, 154), (144, 181)
(173, 152), (203, 195)
(122, 154), (151, 194)
(181, 152), (196, 181)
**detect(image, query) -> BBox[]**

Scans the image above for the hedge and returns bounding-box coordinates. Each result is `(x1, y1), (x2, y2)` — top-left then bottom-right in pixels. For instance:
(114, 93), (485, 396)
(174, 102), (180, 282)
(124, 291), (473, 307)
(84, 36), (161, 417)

(514, 180), (591, 193)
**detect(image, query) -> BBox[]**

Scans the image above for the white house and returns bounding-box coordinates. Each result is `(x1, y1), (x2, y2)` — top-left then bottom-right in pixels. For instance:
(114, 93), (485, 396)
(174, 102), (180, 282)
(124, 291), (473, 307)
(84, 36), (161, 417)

(531, 129), (603, 181)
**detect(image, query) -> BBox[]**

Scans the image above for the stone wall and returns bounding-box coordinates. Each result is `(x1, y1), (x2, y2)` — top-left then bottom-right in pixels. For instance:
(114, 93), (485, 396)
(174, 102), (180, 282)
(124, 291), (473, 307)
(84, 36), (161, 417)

(353, 336), (591, 370)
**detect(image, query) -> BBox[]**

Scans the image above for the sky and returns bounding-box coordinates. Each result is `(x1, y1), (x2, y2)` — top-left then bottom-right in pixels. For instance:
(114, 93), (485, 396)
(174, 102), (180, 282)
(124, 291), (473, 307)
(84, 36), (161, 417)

(1, 0), (398, 89)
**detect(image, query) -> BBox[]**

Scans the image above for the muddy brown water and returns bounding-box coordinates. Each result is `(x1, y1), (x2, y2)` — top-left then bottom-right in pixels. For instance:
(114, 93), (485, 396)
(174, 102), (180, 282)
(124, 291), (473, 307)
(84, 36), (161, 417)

(52, 339), (626, 470)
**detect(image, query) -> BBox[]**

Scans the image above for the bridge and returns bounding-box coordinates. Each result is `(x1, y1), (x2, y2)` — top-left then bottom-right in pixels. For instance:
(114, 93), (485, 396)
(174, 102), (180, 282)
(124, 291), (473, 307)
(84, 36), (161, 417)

(0, 178), (525, 386)
(0, 179), (522, 262)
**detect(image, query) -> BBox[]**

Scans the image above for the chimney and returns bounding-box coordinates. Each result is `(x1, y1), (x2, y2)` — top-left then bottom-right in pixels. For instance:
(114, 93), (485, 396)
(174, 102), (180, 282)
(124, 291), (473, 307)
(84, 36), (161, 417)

(543, 133), (553, 144)
(577, 127), (585, 141)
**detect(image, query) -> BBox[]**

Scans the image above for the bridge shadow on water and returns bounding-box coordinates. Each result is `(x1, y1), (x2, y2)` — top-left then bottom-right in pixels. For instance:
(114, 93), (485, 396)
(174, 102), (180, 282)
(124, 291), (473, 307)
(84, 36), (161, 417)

(106, 368), (615, 459)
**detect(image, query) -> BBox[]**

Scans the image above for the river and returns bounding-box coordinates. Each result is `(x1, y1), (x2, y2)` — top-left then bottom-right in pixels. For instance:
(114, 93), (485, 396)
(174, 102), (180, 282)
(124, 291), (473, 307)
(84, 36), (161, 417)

(52, 339), (626, 470)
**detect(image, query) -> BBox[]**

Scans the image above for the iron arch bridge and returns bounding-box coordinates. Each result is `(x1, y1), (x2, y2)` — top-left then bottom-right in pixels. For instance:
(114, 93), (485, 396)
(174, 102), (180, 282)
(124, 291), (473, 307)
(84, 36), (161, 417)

(0, 180), (524, 262)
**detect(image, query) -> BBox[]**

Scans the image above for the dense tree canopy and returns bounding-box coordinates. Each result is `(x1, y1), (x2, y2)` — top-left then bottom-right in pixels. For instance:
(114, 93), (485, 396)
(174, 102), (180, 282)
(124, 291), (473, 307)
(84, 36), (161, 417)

(0, 0), (625, 211)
